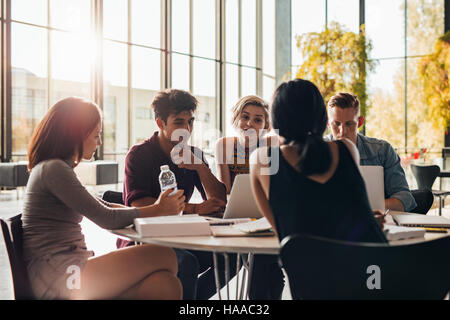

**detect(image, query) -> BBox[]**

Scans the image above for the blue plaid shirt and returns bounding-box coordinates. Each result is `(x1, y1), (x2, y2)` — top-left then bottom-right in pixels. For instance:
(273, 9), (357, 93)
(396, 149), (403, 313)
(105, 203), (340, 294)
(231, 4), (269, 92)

(325, 133), (416, 212)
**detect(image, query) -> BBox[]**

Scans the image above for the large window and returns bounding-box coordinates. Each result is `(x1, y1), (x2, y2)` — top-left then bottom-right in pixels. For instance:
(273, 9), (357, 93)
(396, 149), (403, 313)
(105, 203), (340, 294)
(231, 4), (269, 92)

(10, 0), (93, 159)
(291, 0), (446, 156)
(2, 0), (274, 176)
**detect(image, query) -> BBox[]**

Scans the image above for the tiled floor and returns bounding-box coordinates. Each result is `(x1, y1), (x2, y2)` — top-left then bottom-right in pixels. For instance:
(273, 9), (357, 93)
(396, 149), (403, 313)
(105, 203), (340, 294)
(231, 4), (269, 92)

(1, 189), (449, 300)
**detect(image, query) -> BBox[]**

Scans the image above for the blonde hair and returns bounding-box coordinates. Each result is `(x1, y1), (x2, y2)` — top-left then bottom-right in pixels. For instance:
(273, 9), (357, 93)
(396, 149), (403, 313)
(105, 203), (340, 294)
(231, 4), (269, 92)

(231, 95), (270, 129)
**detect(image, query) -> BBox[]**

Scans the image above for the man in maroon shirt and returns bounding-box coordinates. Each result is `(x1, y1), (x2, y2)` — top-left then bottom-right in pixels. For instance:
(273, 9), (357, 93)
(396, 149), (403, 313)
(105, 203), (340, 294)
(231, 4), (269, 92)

(119, 89), (235, 299)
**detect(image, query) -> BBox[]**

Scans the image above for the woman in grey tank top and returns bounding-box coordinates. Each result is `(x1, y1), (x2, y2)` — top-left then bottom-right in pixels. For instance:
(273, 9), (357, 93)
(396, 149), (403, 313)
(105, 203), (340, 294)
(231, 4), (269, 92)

(22, 97), (185, 299)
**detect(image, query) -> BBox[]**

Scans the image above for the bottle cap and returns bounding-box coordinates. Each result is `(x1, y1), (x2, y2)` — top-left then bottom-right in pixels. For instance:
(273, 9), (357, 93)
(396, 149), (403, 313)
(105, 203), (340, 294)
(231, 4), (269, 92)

(160, 165), (169, 171)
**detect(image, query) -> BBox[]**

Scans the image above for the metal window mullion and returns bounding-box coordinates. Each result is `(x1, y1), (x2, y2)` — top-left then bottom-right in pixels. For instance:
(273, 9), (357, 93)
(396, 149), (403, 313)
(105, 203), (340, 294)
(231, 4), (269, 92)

(162, 0), (170, 89)
(189, 0), (193, 94)
(359, 0), (366, 136)
(255, 0), (262, 97)
(95, 0), (104, 160)
(217, 0), (225, 134)
(1, 0), (12, 162)
(127, 0), (132, 150)
(238, 0), (242, 98)
(47, 0), (51, 110)
(404, 0), (407, 152)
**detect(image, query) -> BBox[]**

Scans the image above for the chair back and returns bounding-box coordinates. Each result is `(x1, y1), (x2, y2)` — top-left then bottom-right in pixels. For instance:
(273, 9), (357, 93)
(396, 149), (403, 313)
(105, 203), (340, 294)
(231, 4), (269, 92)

(280, 233), (450, 300)
(0, 214), (33, 299)
(410, 164), (440, 190)
(102, 190), (124, 205)
(410, 189), (434, 214)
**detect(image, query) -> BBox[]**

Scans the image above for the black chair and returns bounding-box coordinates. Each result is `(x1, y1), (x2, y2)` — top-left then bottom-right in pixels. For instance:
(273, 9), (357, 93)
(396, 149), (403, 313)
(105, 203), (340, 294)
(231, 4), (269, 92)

(0, 214), (33, 299)
(280, 233), (450, 300)
(102, 191), (136, 248)
(410, 189), (434, 214)
(410, 164), (450, 216)
(102, 190), (124, 205)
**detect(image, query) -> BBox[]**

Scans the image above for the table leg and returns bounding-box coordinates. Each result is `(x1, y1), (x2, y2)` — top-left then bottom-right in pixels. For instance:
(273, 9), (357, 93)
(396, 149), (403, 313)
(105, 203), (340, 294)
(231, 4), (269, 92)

(239, 265), (247, 300)
(213, 252), (222, 300)
(235, 253), (241, 299)
(245, 253), (254, 300)
(224, 253), (230, 300)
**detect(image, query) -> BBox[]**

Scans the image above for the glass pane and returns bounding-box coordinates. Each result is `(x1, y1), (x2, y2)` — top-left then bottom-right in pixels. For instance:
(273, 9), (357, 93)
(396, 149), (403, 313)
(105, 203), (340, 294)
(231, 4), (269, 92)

(50, 0), (90, 32)
(171, 53), (190, 92)
(132, 46), (161, 91)
(131, 90), (158, 146)
(327, 0), (359, 33)
(262, 75), (275, 103)
(11, 23), (48, 155)
(172, 0), (190, 54)
(193, 0), (215, 59)
(407, 0), (444, 56)
(241, 67), (256, 97)
(262, 0), (275, 77)
(366, 58), (405, 151)
(12, 0), (47, 26)
(103, 0), (127, 42)
(406, 57), (443, 151)
(131, 0), (161, 48)
(193, 58), (215, 98)
(103, 40), (128, 154)
(365, 0), (404, 59)
(192, 92), (218, 153)
(241, 0), (256, 67)
(225, 0), (239, 63)
(131, 45), (160, 147)
(291, 0), (325, 66)
(50, 31), (92, 105)
(225, 63), (239, 137)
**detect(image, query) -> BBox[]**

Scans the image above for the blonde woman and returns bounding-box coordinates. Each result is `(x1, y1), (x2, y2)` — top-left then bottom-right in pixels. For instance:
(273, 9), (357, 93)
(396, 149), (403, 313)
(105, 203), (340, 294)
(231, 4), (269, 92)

(215, 95), (284, 300)
(215, 95), (277, 194)
(22, 97), (184, 299)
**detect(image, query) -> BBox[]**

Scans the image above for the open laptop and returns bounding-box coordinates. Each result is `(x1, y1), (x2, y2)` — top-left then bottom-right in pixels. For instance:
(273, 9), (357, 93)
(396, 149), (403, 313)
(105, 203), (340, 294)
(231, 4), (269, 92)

(222, 174), (263, 219)
(359, 166), (386, 212)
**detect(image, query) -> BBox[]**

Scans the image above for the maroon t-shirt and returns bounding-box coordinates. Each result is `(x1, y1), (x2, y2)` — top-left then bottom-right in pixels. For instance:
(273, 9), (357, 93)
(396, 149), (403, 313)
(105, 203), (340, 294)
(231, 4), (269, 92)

(123, 131), (207, 206)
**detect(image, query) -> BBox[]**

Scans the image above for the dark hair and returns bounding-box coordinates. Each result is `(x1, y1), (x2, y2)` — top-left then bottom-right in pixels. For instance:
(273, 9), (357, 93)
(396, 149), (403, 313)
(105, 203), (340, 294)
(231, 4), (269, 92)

(28, 97), (101, 170)
(328, 92), (360, 114)
(151, 89), (198, 123)
(271, 79), (331, 175)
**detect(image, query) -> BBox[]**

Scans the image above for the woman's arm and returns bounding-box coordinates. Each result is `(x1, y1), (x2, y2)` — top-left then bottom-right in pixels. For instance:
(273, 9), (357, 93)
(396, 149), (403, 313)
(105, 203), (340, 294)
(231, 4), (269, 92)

(215, 137), (232, 194)
(42, 160), (141, 230)
(249, 147), (277, 233)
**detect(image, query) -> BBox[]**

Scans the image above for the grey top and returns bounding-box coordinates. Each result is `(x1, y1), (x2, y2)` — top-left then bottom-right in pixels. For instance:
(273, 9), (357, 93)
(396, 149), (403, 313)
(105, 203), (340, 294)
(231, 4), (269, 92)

(21, 159), (140, 299)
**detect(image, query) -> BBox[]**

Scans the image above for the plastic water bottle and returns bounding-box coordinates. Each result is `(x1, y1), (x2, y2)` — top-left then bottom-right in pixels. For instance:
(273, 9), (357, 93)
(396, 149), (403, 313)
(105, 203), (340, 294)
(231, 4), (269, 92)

(159, 165), (178, 196)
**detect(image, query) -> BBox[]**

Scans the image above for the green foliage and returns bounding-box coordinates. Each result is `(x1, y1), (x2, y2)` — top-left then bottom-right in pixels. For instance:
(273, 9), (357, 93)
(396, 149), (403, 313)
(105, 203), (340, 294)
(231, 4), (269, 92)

(418, 31), (450, 130)
(294, 22), (376, 117)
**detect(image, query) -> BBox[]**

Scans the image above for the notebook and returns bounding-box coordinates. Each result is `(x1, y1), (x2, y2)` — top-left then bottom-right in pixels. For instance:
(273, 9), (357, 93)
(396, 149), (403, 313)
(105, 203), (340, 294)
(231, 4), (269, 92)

(383, 225), (425, 241)
(392, 213), (450, 228)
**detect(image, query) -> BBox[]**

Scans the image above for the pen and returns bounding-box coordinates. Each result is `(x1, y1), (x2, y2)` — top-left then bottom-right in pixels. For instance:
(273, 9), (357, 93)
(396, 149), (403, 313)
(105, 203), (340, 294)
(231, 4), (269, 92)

(384, 209), (390, 217)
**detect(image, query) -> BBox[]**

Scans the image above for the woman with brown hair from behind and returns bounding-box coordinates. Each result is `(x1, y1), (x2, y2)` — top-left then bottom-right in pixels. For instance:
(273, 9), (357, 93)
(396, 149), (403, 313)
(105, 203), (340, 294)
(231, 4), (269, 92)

(22, 97), (185, 299)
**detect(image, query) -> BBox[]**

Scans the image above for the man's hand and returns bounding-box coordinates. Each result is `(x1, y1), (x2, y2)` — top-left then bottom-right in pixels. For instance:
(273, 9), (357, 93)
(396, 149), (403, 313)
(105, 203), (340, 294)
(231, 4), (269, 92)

(194, 198), (227, 215)
(155, 188), (186, 215)
(373, 210), (387, 228)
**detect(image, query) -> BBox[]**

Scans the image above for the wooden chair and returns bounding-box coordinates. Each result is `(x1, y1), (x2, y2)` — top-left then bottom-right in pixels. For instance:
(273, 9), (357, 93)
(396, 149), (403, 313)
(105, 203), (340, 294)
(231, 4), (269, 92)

(0, 214), (33, 299)
(280, 233), (450, 300)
